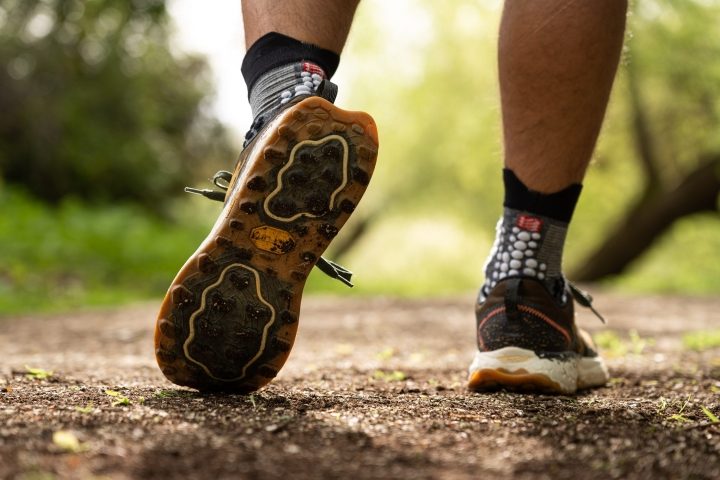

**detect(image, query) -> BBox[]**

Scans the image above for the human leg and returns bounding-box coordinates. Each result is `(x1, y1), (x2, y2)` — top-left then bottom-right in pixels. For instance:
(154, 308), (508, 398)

(240, 0), (361, 142)
(500, 0), (627, 192)
(155, 0), (377, 392)
(469, 0), (627, 393)
(242, 0), (360, 53)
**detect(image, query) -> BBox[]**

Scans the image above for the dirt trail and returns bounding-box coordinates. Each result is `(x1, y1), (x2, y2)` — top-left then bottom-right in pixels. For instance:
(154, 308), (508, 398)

(1, 293), (719, 479)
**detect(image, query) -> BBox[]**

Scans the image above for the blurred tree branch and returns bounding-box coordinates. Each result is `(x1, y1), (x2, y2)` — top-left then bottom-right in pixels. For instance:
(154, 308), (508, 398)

(573, 153), (720, 281)
(626, 60), (660, 189)
(570, 0), (720, 282)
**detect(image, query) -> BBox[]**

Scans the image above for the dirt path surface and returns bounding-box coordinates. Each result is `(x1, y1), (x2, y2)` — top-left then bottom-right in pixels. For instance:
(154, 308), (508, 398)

(1, 293), (720, 479)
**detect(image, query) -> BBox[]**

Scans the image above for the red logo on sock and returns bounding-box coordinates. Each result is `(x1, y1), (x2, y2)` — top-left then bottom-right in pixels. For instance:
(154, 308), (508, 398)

(302, 62), (326, 78)
(516, 215), (543, 232)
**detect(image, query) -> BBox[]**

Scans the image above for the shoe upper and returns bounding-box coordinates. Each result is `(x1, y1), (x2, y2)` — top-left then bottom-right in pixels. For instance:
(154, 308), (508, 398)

(476, 277), (600, 358)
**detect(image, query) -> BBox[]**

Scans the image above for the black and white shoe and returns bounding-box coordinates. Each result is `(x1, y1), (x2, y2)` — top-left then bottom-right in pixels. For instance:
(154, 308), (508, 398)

(468, 277), (608, 394)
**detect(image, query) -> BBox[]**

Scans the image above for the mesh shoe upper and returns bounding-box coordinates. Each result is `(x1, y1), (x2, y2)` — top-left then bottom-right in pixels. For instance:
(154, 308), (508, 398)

(476, 277), (599, 358)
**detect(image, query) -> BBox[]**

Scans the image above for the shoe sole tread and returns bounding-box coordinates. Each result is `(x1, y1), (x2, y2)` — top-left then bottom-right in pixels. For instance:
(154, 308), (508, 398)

(154, 97), (378, 391)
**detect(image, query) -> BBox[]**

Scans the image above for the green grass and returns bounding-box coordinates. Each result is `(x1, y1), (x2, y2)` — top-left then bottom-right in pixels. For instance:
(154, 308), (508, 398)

(593, 330), (654, 358)
(0, 188), (484, 315)
(683, 330), (720, 352)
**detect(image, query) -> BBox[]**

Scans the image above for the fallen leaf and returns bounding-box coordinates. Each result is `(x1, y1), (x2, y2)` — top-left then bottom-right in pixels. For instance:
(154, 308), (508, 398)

(53, 430), (84, 453)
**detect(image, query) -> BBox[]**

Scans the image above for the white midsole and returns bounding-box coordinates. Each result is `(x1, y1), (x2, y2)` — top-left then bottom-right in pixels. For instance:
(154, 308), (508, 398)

(467, 346), (609, 394)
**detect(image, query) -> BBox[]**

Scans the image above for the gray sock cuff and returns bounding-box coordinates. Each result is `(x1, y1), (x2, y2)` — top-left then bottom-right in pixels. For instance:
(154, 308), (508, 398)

(482, 207), (569, 299)
(248, 63), (324, 120)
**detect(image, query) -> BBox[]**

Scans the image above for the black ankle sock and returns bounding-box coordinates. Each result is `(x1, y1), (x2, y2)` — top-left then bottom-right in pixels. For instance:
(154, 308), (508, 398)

(240, 32), (341, 146)
(502, 168), (582, 222)
(242, 32), (341, 92)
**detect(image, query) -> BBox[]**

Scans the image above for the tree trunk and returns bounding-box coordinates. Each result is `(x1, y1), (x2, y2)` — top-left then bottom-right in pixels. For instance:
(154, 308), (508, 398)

(572, 156), (720, 281)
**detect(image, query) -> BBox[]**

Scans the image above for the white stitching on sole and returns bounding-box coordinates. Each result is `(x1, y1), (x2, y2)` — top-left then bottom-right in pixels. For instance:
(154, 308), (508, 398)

(263, 134), (349, 222)
(183, 264), (277, 382)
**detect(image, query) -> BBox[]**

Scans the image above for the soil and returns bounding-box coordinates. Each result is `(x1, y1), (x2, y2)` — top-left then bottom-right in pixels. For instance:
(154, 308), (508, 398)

(1, 293), (719, 479)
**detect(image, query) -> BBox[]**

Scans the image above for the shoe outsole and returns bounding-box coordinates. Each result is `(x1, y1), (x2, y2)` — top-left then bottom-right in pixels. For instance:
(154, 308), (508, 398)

(467, 346), (609, 394)
(155, 97), (378, 392)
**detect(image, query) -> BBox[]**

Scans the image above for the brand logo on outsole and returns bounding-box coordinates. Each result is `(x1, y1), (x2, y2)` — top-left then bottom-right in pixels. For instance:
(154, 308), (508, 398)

(250, 226), (295, 254)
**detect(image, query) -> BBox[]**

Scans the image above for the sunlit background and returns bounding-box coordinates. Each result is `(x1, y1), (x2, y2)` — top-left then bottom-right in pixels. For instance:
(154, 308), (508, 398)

(1, 0), (719, 314)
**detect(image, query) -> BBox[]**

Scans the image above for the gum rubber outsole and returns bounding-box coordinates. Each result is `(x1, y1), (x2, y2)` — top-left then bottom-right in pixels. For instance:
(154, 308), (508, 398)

(154, 97), (378, 392)
(467, 369), (565, 394)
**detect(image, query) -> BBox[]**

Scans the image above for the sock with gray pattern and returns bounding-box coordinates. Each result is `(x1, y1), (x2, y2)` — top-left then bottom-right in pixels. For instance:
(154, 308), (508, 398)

(481, 169), (582, 301)
(241, 32), (340, 126)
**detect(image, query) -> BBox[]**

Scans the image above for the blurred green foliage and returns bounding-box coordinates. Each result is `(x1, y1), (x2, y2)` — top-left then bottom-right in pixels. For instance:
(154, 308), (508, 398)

(0, 187), (210, 313)
(0, 0), (232, 210)
(1, 0), (719, 315)
(336, 0), (720, 295)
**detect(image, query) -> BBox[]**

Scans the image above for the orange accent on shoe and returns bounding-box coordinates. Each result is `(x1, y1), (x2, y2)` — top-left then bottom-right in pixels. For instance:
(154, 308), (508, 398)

(467, 368), (563, 393)
(477, 306), (505, 350)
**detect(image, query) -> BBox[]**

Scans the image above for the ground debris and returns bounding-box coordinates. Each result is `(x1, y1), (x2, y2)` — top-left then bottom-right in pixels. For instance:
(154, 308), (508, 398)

(1, 295), (720, 479)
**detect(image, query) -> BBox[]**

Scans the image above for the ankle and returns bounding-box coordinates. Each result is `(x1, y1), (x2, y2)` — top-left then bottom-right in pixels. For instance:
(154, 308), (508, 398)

(241, 32), (341, 145)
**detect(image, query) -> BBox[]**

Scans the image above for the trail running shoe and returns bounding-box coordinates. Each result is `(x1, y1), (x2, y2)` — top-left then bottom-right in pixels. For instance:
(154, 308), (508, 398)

(155, 84), (378, 392)
(468, 277), (609, 394)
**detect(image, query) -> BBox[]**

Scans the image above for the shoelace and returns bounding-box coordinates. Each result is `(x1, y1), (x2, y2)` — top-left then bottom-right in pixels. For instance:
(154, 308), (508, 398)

(568, 281), (606, 324)
(502, 277), (606, 324)
(185, 171), (354, 287)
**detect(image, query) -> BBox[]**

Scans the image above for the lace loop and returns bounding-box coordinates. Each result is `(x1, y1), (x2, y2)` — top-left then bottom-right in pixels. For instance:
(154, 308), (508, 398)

(213, 170), (233, 190)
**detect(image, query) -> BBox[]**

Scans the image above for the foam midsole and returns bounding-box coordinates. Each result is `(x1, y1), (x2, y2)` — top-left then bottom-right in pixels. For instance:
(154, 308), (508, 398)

(467, 346), (609, 393)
